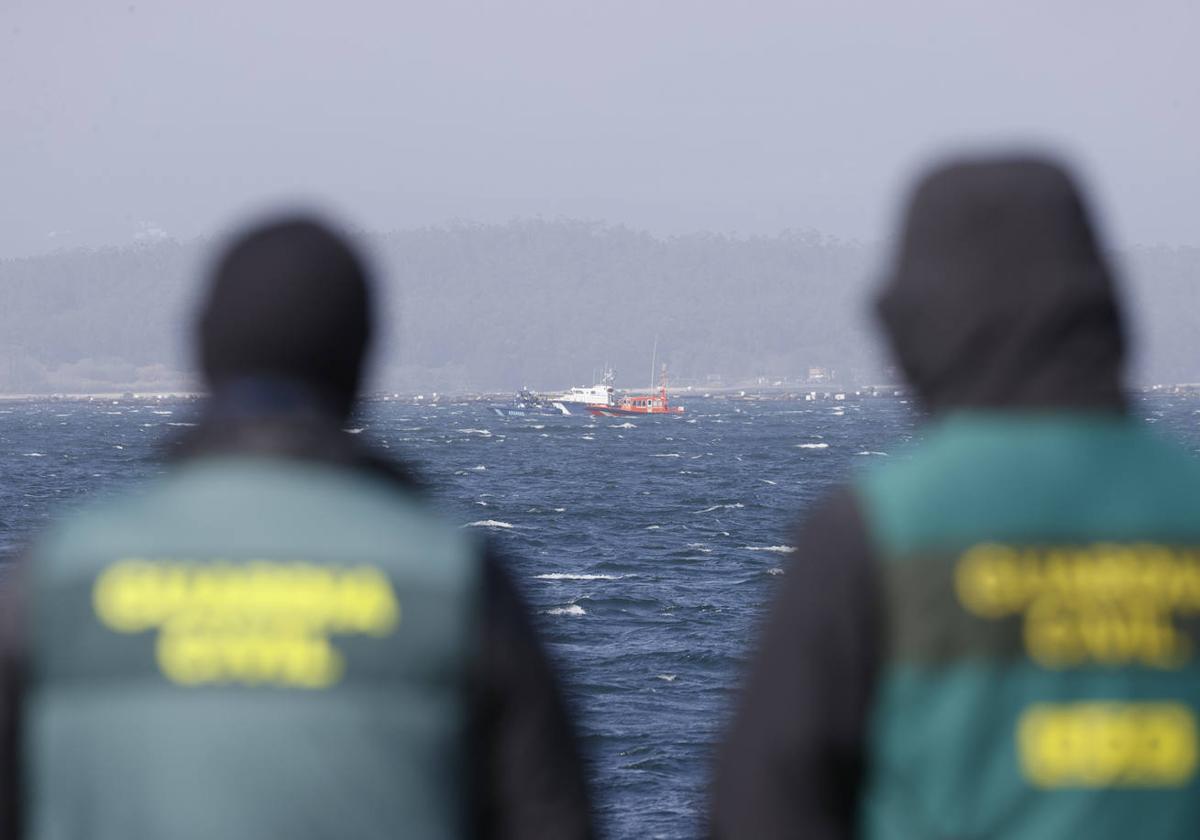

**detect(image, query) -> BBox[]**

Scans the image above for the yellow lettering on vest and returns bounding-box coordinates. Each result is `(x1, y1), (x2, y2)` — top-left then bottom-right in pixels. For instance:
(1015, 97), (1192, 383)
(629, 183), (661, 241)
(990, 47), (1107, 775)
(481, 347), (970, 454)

(95, 559), (400, 689)
(956, 544), (1200, 668)
(94, 559), (162, 632)
(1023, 596), (1085, 668)
(1018, 702), (1198, 788)
(956, 544), (1023, 618)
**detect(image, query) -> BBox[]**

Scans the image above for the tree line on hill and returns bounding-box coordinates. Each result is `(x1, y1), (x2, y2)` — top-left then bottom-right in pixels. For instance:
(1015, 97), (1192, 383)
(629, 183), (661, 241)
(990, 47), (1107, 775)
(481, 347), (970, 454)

(0, 220), (1195, 394)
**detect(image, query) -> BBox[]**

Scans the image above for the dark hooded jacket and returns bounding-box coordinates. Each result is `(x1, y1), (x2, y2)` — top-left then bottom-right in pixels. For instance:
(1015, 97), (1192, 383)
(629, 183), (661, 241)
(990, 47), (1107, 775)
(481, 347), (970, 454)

(711, 158), (1200, 838)
(0, 219), (594, 840)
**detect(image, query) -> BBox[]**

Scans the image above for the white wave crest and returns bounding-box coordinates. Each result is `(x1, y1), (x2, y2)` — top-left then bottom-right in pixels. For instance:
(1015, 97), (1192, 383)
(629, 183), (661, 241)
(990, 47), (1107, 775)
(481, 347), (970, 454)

(534, 573), (620, 581)
(610, 422), (637, 429)
(696, 503), (745, 513)
(796, 443), (829, 449)
(742, 545), (797, 554)
(464, 520), (515, 529)
(857, 451), (889, 456)
(457, 428), (493, 437)
(546, 604), (586, 616)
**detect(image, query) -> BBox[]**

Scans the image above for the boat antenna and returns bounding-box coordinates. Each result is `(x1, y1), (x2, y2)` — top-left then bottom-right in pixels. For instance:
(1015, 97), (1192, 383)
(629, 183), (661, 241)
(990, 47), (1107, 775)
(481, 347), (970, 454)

(649, 335), (658, 390)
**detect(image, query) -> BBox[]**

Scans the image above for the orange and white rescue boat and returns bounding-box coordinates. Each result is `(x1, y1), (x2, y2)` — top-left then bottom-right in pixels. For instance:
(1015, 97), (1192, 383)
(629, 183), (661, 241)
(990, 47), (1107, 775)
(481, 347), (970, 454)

(588, 368), (684, 416)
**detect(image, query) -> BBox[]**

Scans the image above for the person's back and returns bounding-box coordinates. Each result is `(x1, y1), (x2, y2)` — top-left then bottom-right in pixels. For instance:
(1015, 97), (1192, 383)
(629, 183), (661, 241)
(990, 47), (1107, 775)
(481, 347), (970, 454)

(859, 413), (1200, 838)
(2, 218), (594, 840)
(712, 158), (1200, 838)
(27, 448), (478, 838)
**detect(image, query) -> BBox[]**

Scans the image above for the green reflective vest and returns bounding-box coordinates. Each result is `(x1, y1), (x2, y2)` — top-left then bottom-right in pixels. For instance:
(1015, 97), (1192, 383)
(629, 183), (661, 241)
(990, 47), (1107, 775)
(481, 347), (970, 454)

(25, 456), (480, 840)
(858, 413), (1200, 839)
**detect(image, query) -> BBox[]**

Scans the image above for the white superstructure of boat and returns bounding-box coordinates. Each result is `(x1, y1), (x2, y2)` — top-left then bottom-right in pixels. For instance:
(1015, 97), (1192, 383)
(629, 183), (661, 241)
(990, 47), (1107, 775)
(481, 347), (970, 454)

(551, 368), (616, 408)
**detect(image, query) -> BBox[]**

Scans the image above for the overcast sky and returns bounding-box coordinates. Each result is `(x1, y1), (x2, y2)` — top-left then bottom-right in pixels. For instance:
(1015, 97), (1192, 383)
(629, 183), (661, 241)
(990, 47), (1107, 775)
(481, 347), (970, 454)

(3, 0), (1197, 258)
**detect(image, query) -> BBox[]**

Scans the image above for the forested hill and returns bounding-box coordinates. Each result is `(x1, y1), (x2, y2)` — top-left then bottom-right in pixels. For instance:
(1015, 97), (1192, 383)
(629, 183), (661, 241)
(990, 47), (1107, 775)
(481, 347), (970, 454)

(364, 223), (879, 392)
(0, 220), (1196, 394)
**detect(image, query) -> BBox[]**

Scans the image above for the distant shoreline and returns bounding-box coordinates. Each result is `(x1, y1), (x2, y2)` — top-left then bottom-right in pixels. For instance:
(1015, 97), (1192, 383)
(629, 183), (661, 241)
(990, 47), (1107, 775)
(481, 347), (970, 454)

(2, 384), (1199, 402)
(0, 392), (202, 401)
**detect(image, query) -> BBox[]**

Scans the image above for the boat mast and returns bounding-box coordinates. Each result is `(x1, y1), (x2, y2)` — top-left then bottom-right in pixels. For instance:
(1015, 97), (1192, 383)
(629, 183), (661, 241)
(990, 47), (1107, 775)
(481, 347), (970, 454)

(649, 335), (658, 390)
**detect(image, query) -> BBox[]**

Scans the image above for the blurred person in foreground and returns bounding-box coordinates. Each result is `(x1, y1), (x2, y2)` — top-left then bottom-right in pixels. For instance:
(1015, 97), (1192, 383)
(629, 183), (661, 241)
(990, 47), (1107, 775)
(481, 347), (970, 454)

(0, 217), (594, 840)
(711, 157), (1200, 838)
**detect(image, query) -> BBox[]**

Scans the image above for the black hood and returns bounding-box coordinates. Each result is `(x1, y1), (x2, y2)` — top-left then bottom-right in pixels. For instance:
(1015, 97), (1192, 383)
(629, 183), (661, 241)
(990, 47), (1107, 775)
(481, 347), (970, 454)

(877, 156), (1126, 414)
(198, 216), (372, 419)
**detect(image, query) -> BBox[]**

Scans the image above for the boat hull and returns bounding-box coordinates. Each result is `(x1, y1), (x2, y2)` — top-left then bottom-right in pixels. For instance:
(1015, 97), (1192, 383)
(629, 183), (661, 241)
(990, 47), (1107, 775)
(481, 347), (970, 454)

(587, 405), (684, 417)
(490, 403), (572, 418)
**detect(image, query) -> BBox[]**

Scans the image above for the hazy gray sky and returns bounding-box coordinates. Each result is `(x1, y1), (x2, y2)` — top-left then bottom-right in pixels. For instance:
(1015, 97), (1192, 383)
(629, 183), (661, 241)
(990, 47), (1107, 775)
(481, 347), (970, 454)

(3, 1), (1197, 258)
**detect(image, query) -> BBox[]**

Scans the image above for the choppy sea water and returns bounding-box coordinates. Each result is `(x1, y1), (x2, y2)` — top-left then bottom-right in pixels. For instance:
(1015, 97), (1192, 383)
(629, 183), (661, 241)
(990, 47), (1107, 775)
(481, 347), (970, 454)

(2, 393), (1199, 838)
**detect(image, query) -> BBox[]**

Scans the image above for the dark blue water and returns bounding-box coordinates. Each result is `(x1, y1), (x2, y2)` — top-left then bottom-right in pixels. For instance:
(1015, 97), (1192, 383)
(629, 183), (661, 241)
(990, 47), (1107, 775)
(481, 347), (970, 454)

(2, 394), (1198, 838)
